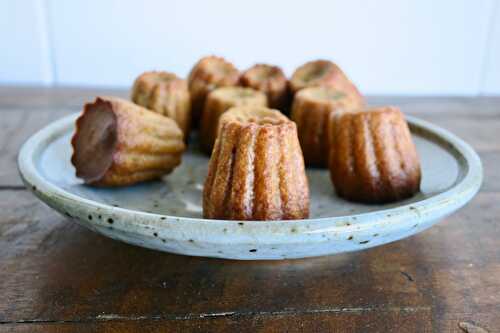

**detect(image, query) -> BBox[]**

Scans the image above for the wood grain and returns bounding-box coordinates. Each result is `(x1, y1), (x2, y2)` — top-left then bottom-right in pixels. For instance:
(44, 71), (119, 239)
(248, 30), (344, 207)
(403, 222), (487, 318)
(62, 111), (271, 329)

(0, 86), (128, 110)
(1, 86), (498, 115)
(2, 313), (497, 333)
(1, 190), (499, 331)
(0, 311), (434, 333)
(0, 89), (499, 332)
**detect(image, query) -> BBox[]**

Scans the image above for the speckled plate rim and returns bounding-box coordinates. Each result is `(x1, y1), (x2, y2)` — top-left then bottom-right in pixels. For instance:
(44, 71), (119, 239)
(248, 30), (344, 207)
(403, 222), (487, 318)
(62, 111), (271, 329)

(18, 112), (483, 258)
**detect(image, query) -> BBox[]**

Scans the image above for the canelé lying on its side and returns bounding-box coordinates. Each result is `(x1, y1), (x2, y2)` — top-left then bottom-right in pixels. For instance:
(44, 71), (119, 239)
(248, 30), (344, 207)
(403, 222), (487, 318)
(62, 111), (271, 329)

(71, 96), (185, 186)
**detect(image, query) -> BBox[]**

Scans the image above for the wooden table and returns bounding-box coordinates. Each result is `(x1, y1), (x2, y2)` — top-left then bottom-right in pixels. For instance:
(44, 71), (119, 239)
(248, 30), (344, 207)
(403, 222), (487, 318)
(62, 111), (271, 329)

(0, 87), (499, 332)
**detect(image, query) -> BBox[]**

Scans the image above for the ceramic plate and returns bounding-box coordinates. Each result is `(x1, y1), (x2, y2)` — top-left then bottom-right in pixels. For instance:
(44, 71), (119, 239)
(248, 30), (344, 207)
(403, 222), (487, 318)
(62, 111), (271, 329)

(18, 113), (482, 260)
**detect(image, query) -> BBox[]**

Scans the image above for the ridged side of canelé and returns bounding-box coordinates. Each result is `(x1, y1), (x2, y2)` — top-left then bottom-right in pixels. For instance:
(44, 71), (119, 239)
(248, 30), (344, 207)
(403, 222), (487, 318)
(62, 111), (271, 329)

(131, 71), (191, 137)
(290, 60), (364, 103)
(291, 86), (365, 167)
(203, 108), (309, 220)
(328, 107), (421, 203)
(71, 96), (185, 187)
(240, 64), (290, 111)
(188, 56), (240, 127)
(200, 87), (267, 154)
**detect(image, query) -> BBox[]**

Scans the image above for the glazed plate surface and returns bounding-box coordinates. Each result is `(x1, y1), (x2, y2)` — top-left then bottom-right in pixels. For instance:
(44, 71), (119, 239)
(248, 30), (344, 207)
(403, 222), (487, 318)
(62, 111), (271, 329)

(18, 113), (482, 259)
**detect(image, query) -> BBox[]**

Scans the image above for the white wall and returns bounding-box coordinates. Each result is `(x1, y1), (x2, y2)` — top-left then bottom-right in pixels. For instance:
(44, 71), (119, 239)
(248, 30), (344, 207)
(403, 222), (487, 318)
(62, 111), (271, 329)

(0, 0), (53, 84)
(1, 0), (499, 95)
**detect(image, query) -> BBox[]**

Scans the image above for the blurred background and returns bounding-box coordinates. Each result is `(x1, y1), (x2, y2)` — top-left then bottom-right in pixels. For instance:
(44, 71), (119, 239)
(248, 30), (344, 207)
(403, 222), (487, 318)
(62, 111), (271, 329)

(1, 0), (499, 95)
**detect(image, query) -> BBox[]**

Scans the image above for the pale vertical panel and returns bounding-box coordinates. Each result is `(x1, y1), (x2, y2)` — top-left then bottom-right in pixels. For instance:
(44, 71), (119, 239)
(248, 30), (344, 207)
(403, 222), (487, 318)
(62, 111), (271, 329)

(0, 0), (53, 85)
(48, 0), (493, 95)
(481, 1), (500, 95)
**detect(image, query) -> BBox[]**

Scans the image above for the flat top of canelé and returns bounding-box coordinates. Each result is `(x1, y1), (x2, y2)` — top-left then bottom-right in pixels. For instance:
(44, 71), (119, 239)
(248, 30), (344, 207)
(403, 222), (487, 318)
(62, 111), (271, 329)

(332, 106), (404, 123)
(210, 86), (266, 101)
(220, 106), (289, 126)
(345, 106), (401, 116)
(298, 86), (347, 101)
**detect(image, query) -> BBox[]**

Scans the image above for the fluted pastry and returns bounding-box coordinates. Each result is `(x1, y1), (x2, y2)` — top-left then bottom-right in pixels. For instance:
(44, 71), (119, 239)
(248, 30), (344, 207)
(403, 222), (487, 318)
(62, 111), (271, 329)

(71, 96), (185, 186)
(131, 71), (191, 137)
(290, 60), (363, 103)
(240, 64), (289, 111)
(200, 86), (267, 153)
(204, 106), (309, 220)
(328, 107), (421, 203)
(188, 56), (240, 127)
(291, 86), (365, 166)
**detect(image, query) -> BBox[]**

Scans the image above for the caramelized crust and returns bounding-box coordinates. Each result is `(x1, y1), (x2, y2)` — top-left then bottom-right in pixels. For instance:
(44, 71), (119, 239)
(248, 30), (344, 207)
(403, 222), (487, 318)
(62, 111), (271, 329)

(131, 71), (191, 137)
(71, 96), (185, 186)
(203, 106), (309, 220)
(188, 56), (240, 127)
(328, 107), (421, 203)
(240, 64), (289, 111)
(290, 60), (364, 103)
(291, 86), (365, 166)
(200, 86), (267, 154)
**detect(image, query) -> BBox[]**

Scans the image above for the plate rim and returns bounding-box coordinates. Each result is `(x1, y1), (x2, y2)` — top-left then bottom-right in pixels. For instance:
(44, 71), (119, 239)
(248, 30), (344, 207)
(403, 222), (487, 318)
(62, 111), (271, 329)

(17, 112), (483, 239)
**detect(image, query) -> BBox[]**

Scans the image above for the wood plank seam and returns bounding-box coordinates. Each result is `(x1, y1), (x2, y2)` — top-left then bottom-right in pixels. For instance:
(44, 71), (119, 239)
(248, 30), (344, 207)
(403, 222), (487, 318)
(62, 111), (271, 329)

(0, 305), (431, 325)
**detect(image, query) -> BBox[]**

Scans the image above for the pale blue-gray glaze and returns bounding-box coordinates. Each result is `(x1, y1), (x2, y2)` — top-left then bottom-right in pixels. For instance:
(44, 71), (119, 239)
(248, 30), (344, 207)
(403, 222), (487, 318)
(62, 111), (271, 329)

(18, 113), (482, 260)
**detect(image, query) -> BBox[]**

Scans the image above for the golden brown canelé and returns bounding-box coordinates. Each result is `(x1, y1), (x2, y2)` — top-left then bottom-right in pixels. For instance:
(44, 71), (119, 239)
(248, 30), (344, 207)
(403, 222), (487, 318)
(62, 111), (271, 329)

(203, 106), (309, 220)
(188, 56), (240, 127)
(71, 96), (185, 187)
(131, 71), (191, 137)
(291, 86), (365, 167)
(200, 86), (267, 154)
(290, 60), (363, 102)
(328, 106), (421, 203)
(240, 64), (289, 111)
